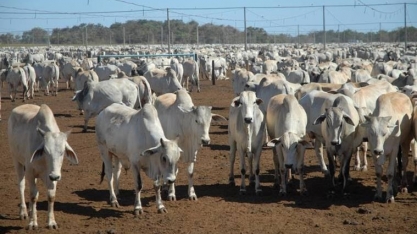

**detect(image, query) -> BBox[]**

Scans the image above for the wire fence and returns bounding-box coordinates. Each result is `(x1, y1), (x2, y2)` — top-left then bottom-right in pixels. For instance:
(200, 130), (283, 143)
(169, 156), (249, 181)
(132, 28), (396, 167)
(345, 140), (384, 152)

(0, 1), (416, 48)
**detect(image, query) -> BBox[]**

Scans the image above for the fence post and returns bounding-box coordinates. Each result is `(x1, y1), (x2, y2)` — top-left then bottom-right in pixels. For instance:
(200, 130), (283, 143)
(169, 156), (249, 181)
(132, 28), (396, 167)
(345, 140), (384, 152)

(212, 60), (215, 85)
(323, 5), (326, 50)
(404, 3), (407, 49)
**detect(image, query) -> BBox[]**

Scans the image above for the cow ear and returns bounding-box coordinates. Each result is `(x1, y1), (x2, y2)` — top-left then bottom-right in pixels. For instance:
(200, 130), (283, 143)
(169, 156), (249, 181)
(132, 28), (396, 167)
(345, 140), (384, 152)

(313, 114), (326, 125)
(211, 113), (227, 123)
(177, 105), (194, 113)
(343, 114), (355, 126)
(30, 144), (44, 163)
(65, 142), (79, 165)
(255, 98), (263, 105)
(233, 100), (241, 107)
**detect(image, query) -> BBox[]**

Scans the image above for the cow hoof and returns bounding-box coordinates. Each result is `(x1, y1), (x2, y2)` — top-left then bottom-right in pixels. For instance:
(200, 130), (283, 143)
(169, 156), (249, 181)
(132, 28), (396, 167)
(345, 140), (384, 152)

(374, 194), (383, 202)
(20, 214), (28, 220)
(401, 187), (408, 193)
(189, 195), (198, 201)
(110, 201), (119, 208)
(27, 223), (38, 230)
(228, 180), (235, 187)
(353, 165), (360, 171)
(386, 197), (395, 203)
(134, 208), (143, 217)
(48, 222), (58, 229)
(158, 208), (167, 214)
(361, 166), (368, 172)
(168, 195), (176, 201)
(278, 191), (287, 197)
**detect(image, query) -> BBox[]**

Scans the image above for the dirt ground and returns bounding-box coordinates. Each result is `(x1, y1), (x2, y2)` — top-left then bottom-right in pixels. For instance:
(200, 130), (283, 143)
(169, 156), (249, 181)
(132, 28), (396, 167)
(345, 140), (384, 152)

(1, 78), (417, 234)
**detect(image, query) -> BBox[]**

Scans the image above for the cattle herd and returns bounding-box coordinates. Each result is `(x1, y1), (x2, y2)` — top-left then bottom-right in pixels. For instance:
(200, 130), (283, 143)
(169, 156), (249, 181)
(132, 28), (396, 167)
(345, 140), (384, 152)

(1, 41), (417, 230)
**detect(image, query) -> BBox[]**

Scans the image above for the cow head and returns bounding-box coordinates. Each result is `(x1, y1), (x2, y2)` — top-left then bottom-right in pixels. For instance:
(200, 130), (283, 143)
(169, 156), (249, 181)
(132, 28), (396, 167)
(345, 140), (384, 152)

(31, 128), (78, 182)
(313, 107), (355, 146)
(266, 132), (311, 170)
(178, 105), (213, 146)
(361, 116), (399, 162)
(141, 138), (182, 185)
(232, 91), (262, 124)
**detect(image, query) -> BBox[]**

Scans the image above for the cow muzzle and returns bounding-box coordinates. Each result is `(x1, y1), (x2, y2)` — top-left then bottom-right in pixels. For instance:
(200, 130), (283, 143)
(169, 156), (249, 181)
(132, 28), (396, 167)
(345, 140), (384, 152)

(244, 117), (253, 123)
(49, 174), (61, 181)
(201, 138), (210, 145)
(284, 164), (293, 169)
(330, 141), (340, 146)
(373, 149), (384, 156)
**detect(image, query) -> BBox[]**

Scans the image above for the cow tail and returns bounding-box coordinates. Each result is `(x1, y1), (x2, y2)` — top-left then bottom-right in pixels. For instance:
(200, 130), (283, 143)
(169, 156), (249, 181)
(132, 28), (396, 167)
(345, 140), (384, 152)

(100, 162), (105, 184)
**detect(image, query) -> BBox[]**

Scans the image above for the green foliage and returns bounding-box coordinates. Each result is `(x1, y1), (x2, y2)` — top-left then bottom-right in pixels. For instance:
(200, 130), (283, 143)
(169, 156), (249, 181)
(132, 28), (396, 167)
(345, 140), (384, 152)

(1, 19), (416, 46)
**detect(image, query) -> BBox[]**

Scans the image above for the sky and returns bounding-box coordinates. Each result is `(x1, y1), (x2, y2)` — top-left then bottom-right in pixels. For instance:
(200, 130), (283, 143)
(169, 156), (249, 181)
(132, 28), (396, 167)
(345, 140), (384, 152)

(0, 0), (416, 36)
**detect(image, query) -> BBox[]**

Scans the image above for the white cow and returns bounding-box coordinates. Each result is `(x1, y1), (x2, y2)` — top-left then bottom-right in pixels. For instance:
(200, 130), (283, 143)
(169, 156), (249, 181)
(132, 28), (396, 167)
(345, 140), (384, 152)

(8, 104), (78, 229)
(41, 62), (60, 96)
(95, 103), (182, 215)
(94, 64), (121, 81)
(231, 68), (255, 96)
(72, 78), (140, 132)
(182, 59), (200, 92)
(228, 91), (265, 195)
(73, 68), (99, 92)
(313, 95), (362, 196)
(362, 92), (413, 202)
(23, 64), (36, 99)
(266, 94), (310, 195)
(154, 89), (226, 200)
(143, 67), (182, 96)
(6, 67), (28, 102)
(170, 58), (184, 84)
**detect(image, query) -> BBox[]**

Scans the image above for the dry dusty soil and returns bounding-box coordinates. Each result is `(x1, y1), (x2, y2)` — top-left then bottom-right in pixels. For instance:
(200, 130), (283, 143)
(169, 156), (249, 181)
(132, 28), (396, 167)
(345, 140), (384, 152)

(1, 79), (417, 234)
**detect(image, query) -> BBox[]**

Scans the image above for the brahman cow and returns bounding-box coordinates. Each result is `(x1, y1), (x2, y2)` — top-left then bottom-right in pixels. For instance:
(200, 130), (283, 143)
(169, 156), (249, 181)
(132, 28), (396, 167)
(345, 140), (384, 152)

(154, 89), (226, 200)
(228, 91), (265, 195)
(143, 67), (182, 96)
(6, 66), (28, 102)
(95, 103), (182, 215)
(362, 92), (413, 203)
(72, 78), (140, 132)
(266, 94), (310, 195)
(8, 104), (78, 229)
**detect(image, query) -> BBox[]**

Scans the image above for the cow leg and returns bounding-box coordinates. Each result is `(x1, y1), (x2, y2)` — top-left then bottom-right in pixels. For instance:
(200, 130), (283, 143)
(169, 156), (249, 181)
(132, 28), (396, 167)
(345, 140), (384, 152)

(83, 115), (89, 133)
(314, 139), (328, 175)
(326, 149), (337, 197)
(9, 84), (15, 102)
(132, 165), (143, 216)
(373, 155), (384, 201)
(278, 149), (287, 196)
(297, 146), (307, 195)
(386, 151), (397, 203)
(272, 147), (280, 189)
(239, 149), (247, 195)
(112, 157), (122, 196)
(154, 178), (167, 213)
(253, 150), (262, 196)
(340, 151), (353, 196)
(100, 148), (119, 207)
(27, 174), (39, 230)
(412, 139), (417, 185)
(46, 180), (58, 229)
(248, 152), (255, 187)
(13, 161), (27, 220)
(187, 162), (197, 200)
(400, 142), (411, 193)
(361, 142), (368, 171)
(354, 146), (361, 171)
(167, 166), (178, 201)
(228, 141), (237, 186)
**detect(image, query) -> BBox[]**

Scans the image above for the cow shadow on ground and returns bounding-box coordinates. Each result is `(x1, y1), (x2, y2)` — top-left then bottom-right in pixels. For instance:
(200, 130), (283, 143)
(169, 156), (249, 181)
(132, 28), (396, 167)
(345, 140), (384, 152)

(34, 199), (126, 219)
(69, 125), (95, 133)
(174, 165), (377, 210)
(54, 113), (72, 118)
(207, 144), (229, 151)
